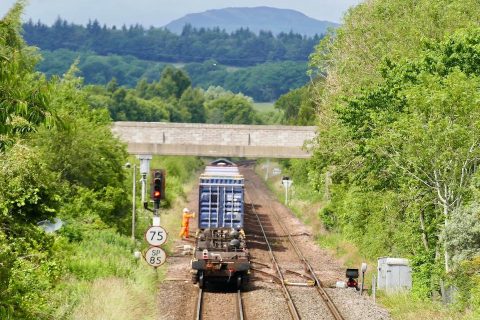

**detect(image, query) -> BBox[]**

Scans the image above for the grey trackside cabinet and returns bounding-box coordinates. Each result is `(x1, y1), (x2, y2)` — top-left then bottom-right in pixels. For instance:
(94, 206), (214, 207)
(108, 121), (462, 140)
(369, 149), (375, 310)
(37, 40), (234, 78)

(377, 257), (412, 292)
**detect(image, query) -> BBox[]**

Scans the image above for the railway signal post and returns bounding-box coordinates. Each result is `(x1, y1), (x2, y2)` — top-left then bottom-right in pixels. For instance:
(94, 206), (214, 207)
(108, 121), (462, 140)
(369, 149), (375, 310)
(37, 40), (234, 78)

(143, 168), (168, 268)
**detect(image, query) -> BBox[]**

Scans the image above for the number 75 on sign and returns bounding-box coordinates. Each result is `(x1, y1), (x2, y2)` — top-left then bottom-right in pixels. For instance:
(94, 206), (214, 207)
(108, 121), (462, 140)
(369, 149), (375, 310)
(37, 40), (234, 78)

(145, 226), (168, 246)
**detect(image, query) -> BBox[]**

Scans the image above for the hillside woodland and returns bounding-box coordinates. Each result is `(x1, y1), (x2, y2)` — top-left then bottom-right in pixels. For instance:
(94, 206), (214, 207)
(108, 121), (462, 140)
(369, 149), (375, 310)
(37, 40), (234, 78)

(23, 20), (317, 101)
(36, 50), (308, 102)
(23, 19), (321, 66)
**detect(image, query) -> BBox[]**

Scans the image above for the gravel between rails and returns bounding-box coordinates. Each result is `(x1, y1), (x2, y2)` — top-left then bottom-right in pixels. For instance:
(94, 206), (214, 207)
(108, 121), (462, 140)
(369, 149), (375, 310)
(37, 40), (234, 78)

(244, 170), (336, 320)
(242, 281), (291, 320)
(201, 287), (238, 319)
(289, 286), (334, 320)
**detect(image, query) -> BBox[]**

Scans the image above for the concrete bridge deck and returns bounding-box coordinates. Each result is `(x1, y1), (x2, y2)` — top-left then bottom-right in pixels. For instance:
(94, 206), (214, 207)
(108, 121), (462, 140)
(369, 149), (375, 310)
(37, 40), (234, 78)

(112, 122), (316, 158)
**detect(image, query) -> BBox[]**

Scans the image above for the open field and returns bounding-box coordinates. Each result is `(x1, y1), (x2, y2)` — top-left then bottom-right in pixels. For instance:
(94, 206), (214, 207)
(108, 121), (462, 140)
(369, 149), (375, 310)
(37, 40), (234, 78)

(253, 102), (276, 112)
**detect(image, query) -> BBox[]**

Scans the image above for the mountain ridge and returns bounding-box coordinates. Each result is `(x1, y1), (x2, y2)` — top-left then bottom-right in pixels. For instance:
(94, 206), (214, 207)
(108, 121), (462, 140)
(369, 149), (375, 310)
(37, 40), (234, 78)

(164, 6), (339, 36)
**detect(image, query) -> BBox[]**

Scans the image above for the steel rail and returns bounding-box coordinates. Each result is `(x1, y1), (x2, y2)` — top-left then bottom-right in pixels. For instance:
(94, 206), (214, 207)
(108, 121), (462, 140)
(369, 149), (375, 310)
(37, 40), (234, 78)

(236, 289), (245, 320)
(195, 287), (203, 320)
(253, 179), (345, 320)
(244, 190), (301, 320)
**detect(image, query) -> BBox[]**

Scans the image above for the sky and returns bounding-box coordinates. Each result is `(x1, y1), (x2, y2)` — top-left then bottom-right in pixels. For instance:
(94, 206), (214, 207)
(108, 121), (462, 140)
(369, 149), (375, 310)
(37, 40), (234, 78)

(0, 0), (362, 27)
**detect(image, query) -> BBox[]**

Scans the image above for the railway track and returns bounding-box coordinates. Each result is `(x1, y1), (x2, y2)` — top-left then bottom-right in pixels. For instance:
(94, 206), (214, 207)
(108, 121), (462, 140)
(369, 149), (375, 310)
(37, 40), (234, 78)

(244, 177), (345, 320)
(195, 287), (244, 320)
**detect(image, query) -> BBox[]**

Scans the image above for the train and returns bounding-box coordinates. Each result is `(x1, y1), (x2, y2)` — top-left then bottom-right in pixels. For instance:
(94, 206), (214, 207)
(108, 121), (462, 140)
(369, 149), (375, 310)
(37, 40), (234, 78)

(190, 159), (250, 289)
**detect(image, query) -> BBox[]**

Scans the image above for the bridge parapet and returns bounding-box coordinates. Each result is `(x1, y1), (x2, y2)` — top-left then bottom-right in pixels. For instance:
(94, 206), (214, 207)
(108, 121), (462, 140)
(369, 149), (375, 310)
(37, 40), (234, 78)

(112, 122), (316, 158)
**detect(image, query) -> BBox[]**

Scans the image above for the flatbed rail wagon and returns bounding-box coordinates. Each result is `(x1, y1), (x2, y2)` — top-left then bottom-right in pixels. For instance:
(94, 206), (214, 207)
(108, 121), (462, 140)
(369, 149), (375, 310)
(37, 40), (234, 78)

(191, 159), (250, 289)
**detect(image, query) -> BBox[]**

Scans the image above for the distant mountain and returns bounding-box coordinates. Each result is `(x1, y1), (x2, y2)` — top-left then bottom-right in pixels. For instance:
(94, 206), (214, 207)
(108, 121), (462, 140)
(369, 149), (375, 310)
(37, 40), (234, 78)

(164, 7), (339, 36)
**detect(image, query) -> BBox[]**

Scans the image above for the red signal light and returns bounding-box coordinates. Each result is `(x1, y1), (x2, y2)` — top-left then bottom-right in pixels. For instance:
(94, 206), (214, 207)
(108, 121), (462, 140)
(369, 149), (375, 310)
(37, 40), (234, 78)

(151, 170), (165, 205)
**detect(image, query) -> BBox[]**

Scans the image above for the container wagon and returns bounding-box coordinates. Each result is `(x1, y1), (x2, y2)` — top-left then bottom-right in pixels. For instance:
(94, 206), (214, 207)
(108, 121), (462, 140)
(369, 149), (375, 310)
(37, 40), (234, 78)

(191, 159), (250, 289)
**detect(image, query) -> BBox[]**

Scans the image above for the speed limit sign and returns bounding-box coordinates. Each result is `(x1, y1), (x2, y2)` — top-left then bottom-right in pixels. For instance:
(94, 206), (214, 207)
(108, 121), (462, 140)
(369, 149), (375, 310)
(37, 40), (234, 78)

(145, 226), (168, 246)
(145, 247), (166, 267)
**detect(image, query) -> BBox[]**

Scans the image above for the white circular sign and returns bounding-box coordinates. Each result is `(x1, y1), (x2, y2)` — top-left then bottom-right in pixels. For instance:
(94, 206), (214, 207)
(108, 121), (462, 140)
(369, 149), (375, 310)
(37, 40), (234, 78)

(145, 247), (167, 267)
(282, 180), (293, 187)
(145, 226), (168, 246)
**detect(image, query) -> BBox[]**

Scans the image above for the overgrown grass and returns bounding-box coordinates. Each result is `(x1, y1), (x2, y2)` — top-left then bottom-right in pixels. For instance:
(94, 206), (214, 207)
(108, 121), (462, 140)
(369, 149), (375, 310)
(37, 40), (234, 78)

(378, 293), (463, 320)
(51, 228), (161, 319)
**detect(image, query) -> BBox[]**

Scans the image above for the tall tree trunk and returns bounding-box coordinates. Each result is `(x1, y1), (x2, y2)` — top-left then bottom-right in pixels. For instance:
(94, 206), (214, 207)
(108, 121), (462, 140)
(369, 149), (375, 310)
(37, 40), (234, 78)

(419, 210), (429, 251)
(443, 204), (450, 273)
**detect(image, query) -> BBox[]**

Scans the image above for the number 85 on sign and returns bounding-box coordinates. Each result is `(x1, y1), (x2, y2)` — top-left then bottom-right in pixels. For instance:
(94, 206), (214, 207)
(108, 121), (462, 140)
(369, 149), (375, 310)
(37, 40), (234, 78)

(145, 226), (167, 246)
(145, 247), (166, 267)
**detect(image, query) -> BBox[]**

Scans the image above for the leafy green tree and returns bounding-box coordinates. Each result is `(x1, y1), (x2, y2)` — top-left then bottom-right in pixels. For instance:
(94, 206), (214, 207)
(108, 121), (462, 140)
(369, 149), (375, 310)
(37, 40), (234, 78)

(179, 87), (206, 123)
(445, 202), (480, 265)
(205, 93), (259, 124)
(0, 4), (132, 317)
(0, 144), (62, 318)
(310, 0), (480, 109)
(275, 86), (316, 125)
(0, 1), (59, 151)
(158, 66), (191, 99)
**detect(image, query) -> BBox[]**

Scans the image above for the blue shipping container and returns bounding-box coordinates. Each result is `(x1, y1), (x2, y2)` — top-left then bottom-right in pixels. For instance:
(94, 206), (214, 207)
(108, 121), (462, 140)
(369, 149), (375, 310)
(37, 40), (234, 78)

(198, 176), (244, 229)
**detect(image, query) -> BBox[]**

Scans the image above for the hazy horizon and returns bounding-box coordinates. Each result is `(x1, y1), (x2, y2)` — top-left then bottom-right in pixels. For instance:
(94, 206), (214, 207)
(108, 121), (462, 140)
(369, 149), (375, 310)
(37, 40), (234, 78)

(0, 1), (362, 27)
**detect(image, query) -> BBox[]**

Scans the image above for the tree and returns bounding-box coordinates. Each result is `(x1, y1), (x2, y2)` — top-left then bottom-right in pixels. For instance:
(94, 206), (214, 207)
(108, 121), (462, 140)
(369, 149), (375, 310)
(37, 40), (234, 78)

(178, 87), (205, 123)
(0, 1), (59, 151)
(275, 86), (316, 125)
(0, 143), (62, 318)
(158, 66), (191, 99)
(205, 93), (259, 124)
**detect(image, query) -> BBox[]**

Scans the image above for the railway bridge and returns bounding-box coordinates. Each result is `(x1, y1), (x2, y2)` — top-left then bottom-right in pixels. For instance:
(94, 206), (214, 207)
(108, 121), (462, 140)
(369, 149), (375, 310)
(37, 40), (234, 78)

(112, 122), (316, 158)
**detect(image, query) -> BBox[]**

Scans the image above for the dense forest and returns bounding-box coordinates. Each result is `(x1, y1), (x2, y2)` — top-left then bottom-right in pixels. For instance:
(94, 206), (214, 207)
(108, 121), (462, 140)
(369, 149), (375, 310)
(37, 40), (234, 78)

(37, 50), (308, 102)
(280, 0), (480, 317)
(23, 19), (321, 66)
